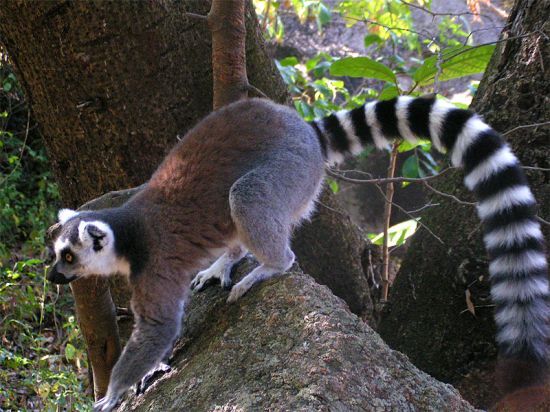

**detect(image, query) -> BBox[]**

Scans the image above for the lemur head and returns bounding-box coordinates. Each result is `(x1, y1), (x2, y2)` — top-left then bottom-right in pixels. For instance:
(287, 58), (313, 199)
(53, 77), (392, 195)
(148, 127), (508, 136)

(47, 208), (130, 285)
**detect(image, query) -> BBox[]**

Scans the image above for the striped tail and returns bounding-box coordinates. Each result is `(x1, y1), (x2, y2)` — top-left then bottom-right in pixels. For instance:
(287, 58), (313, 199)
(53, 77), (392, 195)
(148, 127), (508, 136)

(311, 95), (549, 369)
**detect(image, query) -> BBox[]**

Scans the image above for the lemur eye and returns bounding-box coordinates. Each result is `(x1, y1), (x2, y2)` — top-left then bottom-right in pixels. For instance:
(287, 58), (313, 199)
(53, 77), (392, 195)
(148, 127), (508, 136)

(65, 252), (74, 263)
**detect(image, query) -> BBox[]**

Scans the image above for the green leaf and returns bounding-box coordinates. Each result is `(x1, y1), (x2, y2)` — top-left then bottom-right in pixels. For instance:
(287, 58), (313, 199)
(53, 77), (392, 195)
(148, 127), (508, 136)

(279, 56), (299, 67)
(330, 57), (397, 83)
(327, 178), (340, 194)
(378, 85), (399, 101)
(402, 154), (420, 178)
(412, 45), (495, 85)
(397, 140), (419, 153)
(364, 34), (383, 48)
(65, 343), (76, 361)
(317, 3), (331, 31)
(397, 138), (431, 153)
(369, 219), (419, 247)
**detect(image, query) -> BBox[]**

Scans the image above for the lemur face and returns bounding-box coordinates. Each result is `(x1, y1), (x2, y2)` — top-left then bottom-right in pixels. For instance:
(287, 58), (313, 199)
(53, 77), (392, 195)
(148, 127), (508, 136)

(47, 209), (130, 285)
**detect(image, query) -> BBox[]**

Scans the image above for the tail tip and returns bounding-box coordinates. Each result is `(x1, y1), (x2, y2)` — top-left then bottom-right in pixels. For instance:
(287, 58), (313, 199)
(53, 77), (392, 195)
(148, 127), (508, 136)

(496, 356), (549, 394)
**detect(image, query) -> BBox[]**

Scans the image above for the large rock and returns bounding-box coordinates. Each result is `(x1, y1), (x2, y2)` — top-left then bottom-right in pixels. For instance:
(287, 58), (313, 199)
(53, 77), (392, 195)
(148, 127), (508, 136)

(118, 260), (476, 411)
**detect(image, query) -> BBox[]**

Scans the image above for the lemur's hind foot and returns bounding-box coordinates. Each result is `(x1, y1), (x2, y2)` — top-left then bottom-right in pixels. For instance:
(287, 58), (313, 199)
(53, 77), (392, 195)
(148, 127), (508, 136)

(135, 362), (171, 395)
(191, 246), (247, 291)
(227, 249), (295, 303)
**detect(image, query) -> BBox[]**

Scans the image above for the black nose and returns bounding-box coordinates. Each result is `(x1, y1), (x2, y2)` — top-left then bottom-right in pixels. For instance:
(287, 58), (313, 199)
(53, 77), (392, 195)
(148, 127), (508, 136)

(47, 266), (78, 285)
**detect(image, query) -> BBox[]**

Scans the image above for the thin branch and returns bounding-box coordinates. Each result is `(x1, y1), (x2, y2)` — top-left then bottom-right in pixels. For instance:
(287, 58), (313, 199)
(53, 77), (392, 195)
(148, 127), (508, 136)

(399, 0), (495, 20)
(422, 181), (476, 206)
(373, 182), (444, 245)
(419, 31), (543, 85)
(381, 145), (399, 302)
(537, 216), (550, 226)
(523, 166), (550, 172)
(246, 83), (268, 99)
(314, 199), (348, 217)
(326, 167), (454, 185)
(342, 15), (437, 46)
(502, 121), (550, 136)
(261, 0), (272, 32)
(406, 202), (440, 214)
(186, 12), (208, 21)
(327, 170), (425, 185)
(463, 25), (506, 46)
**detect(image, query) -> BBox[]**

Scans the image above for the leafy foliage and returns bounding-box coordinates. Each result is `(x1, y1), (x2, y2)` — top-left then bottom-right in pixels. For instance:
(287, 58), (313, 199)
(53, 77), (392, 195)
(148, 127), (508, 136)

(368, 219), (420, 247)
(412, 44), (495, 85)
(256, 0), (497, 244)
(0, 56), (91, 410)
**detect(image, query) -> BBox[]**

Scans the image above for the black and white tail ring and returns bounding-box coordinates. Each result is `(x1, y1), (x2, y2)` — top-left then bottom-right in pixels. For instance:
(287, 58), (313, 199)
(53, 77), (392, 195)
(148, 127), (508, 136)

(312, 95), (549, 365)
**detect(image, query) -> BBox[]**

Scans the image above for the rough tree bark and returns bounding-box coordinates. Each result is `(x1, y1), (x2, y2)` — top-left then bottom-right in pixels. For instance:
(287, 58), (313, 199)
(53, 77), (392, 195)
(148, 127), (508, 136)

(117, 262), (477, 411)
(208, 0), (248, 108)
(0, 0), (373, 399)
(378, 0), (550, 408)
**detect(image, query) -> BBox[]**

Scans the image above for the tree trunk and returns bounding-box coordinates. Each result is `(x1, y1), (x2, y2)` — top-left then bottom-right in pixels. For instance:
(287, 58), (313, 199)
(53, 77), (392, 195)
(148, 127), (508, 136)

(0, 0), (286, 398)
(378, 0), (550, 408)
(0, 0), (372, 398)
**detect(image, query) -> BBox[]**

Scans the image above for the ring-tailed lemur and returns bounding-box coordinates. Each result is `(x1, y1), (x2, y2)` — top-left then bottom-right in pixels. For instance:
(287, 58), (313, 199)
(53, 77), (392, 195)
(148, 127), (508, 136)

(47, 96), (548, 411)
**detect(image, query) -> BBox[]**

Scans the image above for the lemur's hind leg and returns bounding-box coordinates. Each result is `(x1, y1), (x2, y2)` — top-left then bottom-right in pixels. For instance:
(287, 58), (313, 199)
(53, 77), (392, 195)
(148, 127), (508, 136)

(191, 245), (247, 291)
(226, 169), (299, 303)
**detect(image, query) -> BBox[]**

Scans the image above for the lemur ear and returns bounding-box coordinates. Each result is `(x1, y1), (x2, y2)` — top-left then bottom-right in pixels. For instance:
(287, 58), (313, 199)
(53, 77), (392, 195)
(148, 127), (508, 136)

(79, 221), (111, 251)
(87, 224), (106, 240)
(58, 208), (78, 224)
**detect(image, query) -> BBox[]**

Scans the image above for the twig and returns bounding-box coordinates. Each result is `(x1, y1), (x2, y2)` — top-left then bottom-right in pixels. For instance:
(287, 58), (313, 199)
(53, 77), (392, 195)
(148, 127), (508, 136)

(502, 121), (550, 136)
(537, 216), (550, 226)
(261, 0), (272, 32)
(381, 144), (399, 302)
(186, 12), (208, 22)
(246, 83), (268, 99)
(373, 183), (445, 245)
(343, 15), (437, 46)
(523, 166), (550, 172)
(399, 0), (495, 20)
(366, 248), (379, 289)
(406, 202), (440, 214)
(314, 198), (347, 217)
(326, 166), (454, 185)
(460, 304), (495, 315)
(422, 181), (476, 206)
(463, 25), (506, 46)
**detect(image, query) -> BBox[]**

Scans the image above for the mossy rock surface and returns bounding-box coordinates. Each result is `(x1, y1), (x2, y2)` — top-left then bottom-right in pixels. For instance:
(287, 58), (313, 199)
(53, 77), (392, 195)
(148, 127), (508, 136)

(118, 260), (476, 412)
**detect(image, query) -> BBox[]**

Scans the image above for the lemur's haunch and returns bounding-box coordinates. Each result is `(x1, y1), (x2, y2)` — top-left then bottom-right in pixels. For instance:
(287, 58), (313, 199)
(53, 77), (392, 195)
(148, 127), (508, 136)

(47, 97), (549, 411)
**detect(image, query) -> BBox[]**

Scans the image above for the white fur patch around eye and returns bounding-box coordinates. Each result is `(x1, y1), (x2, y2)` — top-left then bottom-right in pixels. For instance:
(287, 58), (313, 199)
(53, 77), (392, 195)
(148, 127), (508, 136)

(54, 237), (70, 258)
(58, 209), (79, 224)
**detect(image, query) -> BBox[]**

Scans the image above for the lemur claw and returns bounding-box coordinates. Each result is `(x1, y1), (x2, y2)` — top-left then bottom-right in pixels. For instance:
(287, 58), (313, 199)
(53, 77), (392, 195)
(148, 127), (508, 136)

(190, 270), (216, 292)
(135, 362), (171, 395)
(93, 395), (119, 412)
(226, 283), (249, 303)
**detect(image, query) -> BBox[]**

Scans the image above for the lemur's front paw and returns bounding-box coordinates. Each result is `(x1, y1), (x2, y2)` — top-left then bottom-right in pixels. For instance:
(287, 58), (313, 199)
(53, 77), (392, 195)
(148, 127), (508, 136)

(226, 281), (251, 303)
(93, 395), (119, 412)
(135, 362), (171, 395)
(191, 268), (220, 292)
